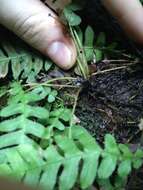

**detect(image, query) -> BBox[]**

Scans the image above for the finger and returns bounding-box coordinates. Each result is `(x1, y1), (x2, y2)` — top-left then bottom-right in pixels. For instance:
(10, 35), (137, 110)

(102, 0), (143, 44)
(0, 0), (77, 69)
(0, 177), (35, 190)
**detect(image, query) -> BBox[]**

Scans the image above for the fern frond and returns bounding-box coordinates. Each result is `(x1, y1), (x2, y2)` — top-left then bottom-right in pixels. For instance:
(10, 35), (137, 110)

(0, 41), (52, 81)
(0, 83), (50, 147)
(0, 124), (142, 190)
(0, 125), (102, 190)
(0, 83), (143, 190)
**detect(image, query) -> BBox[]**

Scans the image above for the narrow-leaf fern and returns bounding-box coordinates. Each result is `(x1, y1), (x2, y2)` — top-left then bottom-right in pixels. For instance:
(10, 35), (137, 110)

(0, 82), (143, 190)
(0, 40), (53, 81)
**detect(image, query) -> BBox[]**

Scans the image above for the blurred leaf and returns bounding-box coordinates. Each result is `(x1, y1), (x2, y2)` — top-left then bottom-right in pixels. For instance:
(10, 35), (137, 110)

(63, 8), (81, 26)
(84, 26), (94, 47)
(96, 32), (106, 47)
(98, 155), (117, 179)
(95, 49), (103, 62)
(118, 160), (132, 178)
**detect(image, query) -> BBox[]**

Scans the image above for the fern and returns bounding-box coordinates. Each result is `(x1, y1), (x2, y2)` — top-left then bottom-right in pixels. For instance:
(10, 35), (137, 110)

(0, 83), (143, 190)
(0, 40), (53, 81)
(0, 83), (50, 145)
(0, 1), (143, 189)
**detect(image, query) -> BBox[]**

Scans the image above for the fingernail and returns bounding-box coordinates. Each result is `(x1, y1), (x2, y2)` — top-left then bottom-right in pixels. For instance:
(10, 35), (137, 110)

(47, 41), (72, 69)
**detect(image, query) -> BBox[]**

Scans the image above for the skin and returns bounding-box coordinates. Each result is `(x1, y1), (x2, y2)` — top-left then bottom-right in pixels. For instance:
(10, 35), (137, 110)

(0, 0), (143, 69)
(102, 0), (143, 44)
(0, 177), (35, 190)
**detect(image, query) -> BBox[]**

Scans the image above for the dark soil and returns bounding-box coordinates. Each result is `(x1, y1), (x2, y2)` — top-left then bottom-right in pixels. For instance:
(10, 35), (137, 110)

(76, 64), (143, 144)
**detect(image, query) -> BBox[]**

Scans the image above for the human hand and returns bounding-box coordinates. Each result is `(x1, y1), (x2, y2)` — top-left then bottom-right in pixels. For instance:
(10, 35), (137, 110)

(0, 177), (35, 190)
(0, 0), (77, 70)
(102, 0), (143, 44)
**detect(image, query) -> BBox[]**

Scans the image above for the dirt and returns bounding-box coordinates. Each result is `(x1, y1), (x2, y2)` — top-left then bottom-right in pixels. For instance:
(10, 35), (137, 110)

(76, 64), (143, 144)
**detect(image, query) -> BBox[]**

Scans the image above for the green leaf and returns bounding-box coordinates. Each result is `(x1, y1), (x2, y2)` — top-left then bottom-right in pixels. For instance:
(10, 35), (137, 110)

(133, 159), (143, 169)
(33, 56), (43, 75)
(48, 108), (71, 131)
(0, 40), (47, 81)
(84, 26), (94, 47)
(98, 134), (119, 179)
(119, 144), (133, 158)
(59, 109), (71, 122)
(25, 120), (46, 138)
(0, 131), (23, 149)
(55, 135), (82, 190)
(114, 175), (127, 189)
(105, 134), (120, 155)
(95, 49), (103, 62)
(48, 90), (57, 103)
(118, 160), (132, 178)
(44, 59), (53, 71)
(6, 148), (26, 180)
(50, 108), (70, 120)
(17, 144), (44, 169)
(66, 3), (82, 11)
(0, 50), (9, 78)
(49, 118), (65, 130)
(133, 149), (143, 169)
(1, 104), (49, 119)
(30, 86), (51, 100)
(27, 106), (49, 119)
(0, 117), (22, 132)
(24, 168), (41, 188)
(48, 94), (56, 103)
(97, 178), (114, 190)
(96, 32), (106, 47)
(85, 48), (94, 62)
(134, 149), (143, 158)
(40, 146), (63, 190)
(1, 103), (22, 117)
(0, 164), (12, 177)
(63, 8), (81, 26)
(2, 43), (22, 79)
(76, 26), (83, 44)
(98, 155), (117, 179)
(69, 126), (102, 188)
(79, 134), (101, 188)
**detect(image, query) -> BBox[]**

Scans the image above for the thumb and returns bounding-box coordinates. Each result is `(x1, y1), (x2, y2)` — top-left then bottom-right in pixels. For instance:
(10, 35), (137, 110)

(0, 0), (77, 70)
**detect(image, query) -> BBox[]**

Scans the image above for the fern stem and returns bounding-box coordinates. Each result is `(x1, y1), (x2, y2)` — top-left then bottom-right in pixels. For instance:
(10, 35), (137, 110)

(25, 77), (77, 87)
(69, 88), (81, 139)
(69, 26), (89, 79)
(43, 84), (80, 88)
(45, 77), (77, 84)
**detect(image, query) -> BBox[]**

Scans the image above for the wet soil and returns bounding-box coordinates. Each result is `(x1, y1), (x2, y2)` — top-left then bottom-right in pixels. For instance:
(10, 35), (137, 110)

(76, 64), (143, 144)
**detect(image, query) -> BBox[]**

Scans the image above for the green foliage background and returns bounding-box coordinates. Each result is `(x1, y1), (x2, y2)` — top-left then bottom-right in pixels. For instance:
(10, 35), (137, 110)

(0, 83), (143, 190)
